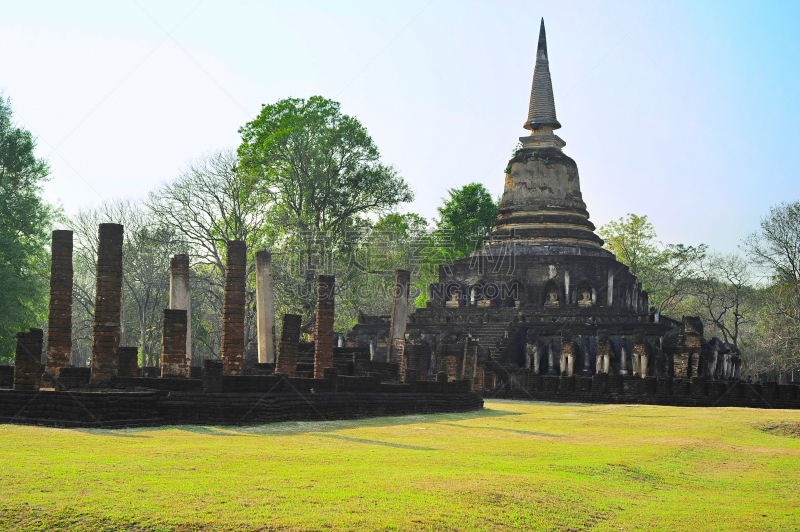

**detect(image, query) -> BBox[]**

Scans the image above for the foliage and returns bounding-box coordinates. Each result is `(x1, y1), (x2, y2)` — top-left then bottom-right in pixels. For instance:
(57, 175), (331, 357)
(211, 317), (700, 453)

(598, 213), (706, 315)
(743, 201), (800, 284)
(743, 202), (800, 381)
(1, 402), (799, 531)
(66, 200), (183, 367)
(237, 96), (413, 237)
(685, 252), (759, 348)
(0, 95), (54, 361)
(434, 182), (498, 260)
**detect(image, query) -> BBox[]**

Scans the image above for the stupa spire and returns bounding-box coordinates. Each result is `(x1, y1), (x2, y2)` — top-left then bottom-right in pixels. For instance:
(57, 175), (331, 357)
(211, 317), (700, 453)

(524, 18), (561, 132)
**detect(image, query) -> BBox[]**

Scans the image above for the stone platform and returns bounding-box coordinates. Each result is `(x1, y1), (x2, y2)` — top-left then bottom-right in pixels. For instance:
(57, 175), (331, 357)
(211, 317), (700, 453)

(0, 374), (483, 428)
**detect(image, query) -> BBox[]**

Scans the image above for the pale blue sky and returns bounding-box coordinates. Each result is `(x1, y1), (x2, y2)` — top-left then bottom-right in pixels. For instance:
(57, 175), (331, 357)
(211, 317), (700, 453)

(2, 1), (798, 253)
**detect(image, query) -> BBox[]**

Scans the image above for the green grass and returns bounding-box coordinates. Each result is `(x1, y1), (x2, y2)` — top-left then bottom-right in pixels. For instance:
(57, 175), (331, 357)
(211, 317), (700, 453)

(1, 400), (798, 531)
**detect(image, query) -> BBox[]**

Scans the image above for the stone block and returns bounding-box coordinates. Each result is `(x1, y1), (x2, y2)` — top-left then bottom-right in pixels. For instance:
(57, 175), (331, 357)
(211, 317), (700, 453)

(656, 377), (672, 396)
(203, 359), (224, 393)
(690, 376), (707, 398)
(14, 328), (44, 390)
(641, 377), (657, 396)
(760, 382), (778, 401)
(608, 374), (624, 394)
(575, 376), (592, 394)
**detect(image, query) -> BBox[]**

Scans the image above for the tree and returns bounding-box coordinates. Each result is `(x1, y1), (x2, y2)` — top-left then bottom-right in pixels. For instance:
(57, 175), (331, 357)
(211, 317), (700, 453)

(238, 96), (413, 328)
(598, 213), (706, 315)
(238, 96), (413, 237)
(67, 200), (181, 368)
(434, 183), (498, 259)
(598, 213), (659, 278)
(147, 150), (271, 360)
(743, 202), (800, 382)
(0, 95), (54, 361)
(688, 252), (758, 348)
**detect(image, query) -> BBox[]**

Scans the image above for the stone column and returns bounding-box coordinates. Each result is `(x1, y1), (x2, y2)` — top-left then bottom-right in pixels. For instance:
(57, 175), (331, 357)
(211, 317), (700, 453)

(314, 275), (335, 379)
(388, 270), (411, 365)
(546, 343), (558, 375)
(634, 333), (648, 378)
(161, 309), (188, 377)
(461, 337), (479, 383)
(45, 230), (73, 379)
(276, 313), (302, 376)
(596, 334), (607, 373)
(255, 250), (276, 364)
(619, 345), (629, 375)
(14, 328), (44, 390)
(561, 333), (574, 376)
(169, 254), (191, 368)
(90, 223), (124, 386)
(221, 240), (246, 375)
(526, 330), (537, 373)
(582, 337), (592, 375)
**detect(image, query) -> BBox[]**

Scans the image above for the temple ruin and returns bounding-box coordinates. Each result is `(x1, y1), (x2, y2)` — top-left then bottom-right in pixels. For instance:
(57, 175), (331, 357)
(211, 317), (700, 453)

(347, 19), (756, 400)
(0, 19), (797, 428)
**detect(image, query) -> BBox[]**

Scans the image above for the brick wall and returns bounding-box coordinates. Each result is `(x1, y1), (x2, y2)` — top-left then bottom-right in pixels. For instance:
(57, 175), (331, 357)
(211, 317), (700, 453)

(45, 230), (73, 379)
(221, 240), (246, 375)
(314, 275), (335, 379)
(91, 224), (124, 386)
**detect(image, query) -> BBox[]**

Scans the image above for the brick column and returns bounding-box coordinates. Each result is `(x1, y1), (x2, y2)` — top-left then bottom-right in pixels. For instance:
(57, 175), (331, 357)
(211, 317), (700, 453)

(90, 223), (124, 386)
(221, 240), (246, 375)
(255, 250), (276, 364)
(388, 270), (411, 365)
(14, 328), (44, 390)
(275, 314), (302, 375)
(45, 230), (73, 380)
(314, 275), (335, 379)
(169, 254), (191, 368)
(161, 309), (188, 377)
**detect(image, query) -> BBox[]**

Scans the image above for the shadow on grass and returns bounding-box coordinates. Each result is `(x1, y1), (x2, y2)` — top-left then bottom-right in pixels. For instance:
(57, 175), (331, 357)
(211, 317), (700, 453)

(435, 422), (570, 438)
(315, 433), (437, 450)
(76, 405), (522, 438)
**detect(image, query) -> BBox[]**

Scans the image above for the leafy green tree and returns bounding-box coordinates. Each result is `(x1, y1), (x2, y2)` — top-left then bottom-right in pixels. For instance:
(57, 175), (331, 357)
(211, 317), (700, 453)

(238, 96), (413, 237)
(597, 213), (658, 278)
(434, 183), (497, 259)
(0, 95), (54, 361)
(598, 213), (706, 315)
(238, 96), (413, 326)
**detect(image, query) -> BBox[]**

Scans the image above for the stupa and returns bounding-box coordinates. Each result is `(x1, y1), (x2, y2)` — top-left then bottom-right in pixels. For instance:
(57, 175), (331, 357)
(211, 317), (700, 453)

(349, 19), (741, 392)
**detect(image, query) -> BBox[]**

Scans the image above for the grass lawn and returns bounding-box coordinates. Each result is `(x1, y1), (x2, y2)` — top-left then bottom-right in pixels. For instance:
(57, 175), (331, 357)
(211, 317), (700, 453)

(1, 400), (798, 531)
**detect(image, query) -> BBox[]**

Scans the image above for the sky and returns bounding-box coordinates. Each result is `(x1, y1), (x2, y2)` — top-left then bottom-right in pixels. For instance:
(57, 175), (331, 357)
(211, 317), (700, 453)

(2, 0), (799, 253)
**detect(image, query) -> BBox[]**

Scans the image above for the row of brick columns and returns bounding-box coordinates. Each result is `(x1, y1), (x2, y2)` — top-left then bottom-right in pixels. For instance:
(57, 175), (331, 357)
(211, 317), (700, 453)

(13, 228), (286, 387)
